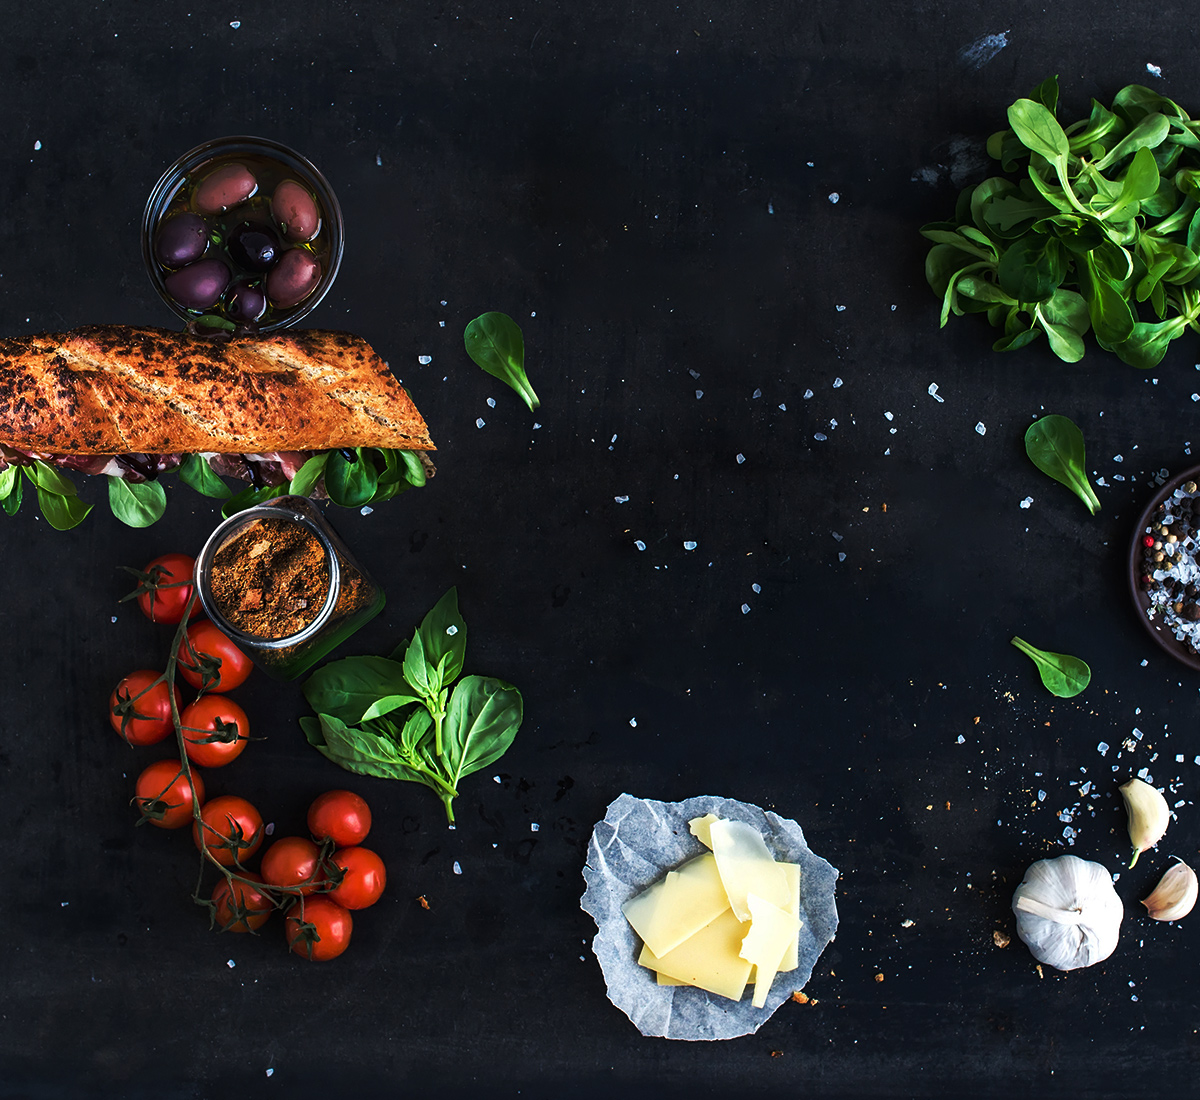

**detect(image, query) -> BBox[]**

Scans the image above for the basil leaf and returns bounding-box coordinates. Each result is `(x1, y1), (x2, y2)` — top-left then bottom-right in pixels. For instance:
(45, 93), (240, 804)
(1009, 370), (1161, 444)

(1024, 414), (1101, 515)
(417, 588), (467, 689)
(307, 713), (429, 784)
(107, 476), (167, 528)
(441, 675), (523, 787)
(325, 448), (378, 508)
(27, 460), (78, 496)
(399, 449), (427, 488)
(398, 708), (434, 755)
(464, 311), (539, 411)
(289, 452), (330, 498)
(1011, 637), (1091, 698)
(360, 693), (423, 723)
(0, 465), (20, 515)
(36, 487), (92, 530)
(302, 655), (413, 726)
(402, 628), (433, 697)
(221, 483), (288, 518)
(179, 454), (233, 499)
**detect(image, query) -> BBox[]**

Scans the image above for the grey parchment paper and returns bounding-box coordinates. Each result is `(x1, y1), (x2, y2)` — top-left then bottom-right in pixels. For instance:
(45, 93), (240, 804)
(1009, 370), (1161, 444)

(581, 793), (839, 1041)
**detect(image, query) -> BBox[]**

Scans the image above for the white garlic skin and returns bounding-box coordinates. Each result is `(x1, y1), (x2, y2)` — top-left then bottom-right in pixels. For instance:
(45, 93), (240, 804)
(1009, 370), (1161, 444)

(1141, 859), (1198, 921)
(1120, 778), (1170, 867)
(1012, 854), (1122, 971)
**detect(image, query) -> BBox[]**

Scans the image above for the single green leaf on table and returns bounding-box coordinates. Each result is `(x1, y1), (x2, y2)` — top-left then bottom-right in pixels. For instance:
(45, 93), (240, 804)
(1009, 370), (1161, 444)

(1011, 636), (1091, 698)
(179, 454), (234, 499)
(1024, 414), (1101, 514)
(36, 486), (92, 530)
(464, 311), (539, 411)
(107, 476), (168, 528)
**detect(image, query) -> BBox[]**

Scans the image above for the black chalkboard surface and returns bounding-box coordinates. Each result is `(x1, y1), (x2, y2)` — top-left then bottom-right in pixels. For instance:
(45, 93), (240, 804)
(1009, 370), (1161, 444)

(2, 3), (1197, 1097)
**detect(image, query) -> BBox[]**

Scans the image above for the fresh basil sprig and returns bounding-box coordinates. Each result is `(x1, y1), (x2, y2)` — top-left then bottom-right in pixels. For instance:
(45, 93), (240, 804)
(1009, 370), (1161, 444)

(1011, 636), (1091, 698)
(923, 75), (1200, 367)
(300, 588), (522, 823)
(1024, 414), (1101, 515)
(464, 311), (539, 411)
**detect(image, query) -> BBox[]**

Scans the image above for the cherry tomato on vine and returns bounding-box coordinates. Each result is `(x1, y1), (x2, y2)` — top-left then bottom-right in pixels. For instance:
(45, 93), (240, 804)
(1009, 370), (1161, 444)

(133, 759), (205, 829)
(286, 895), (353, 961)
(307, 789), (372, 847)
(193, 794), (264, 867)
(177, 620), (253, 693)
(133, 553), (198, 624)
(180, 696), (250, 768)
(212, 872), (274, 933)
(327, 846), (387, 910)
(260, 836), (323, 895)
(109, 670), (182, 746)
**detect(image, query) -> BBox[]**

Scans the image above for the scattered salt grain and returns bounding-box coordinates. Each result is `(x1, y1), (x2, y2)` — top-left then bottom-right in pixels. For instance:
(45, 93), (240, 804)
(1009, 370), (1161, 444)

(975, 422), (986, 436)
(752, 583), (761, 593)
(445, 625), (458, 636)
(360, 506), (374, 516)
(838, 552), (847, 562)
(531, 823), (540, 832)
(227, 959), (236, 969)
(804, 389), (814, 399)
(884, 411), (894, 421)
(832, 532), (844, 542)
(418, 354), (432, 365)
(264, 822), (276, 836)
(1098, 742), (1109, 756)
(689, 369), (701, 379)
(533, 423), (541, 429)
(453, 861), (462, 874)
(487, 397), (496, 408)
(476, 418), (485, 428)
(1020, 497), (1034, 509)
(33, 140), (42, 151)
(1114, 454), (1124, 463)
(768, 202), (774, 214)
(752, 388), (762, 398)
(230, 20), (241, 29)
(928, 383), (944, 403)
(830, 419), (838, 428)
(1177, 754), (1185, 763)
(630, 718), (638, 727)
(1038, 790), (1047, 801)
(835, 305), (846, 312)
(741, 603), (751, 614)
(111, 616), (117, 623)
(833, 377), (843, 388)
(683, 540), (697, 550)
(266, 1069), (274, 1078)
(634, 540), (646, 551)
(814, 433), (828, 441)
(736, 454), (746, 464)
(695, 390), (704, 399)
(779, 403), (787, 411)
(956, 734), (965, 744)
(614, 495), (629, 504)
(828, 192), (840, 203)
(1147, 63), (1163, 77)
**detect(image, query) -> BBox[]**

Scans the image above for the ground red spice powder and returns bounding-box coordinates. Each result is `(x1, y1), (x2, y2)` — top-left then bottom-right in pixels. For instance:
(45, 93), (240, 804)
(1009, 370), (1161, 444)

(209, 516), (331, 639)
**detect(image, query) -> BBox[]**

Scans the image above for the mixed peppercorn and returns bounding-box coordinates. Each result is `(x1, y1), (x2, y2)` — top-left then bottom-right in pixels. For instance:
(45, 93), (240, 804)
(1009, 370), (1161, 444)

(1140, 480), (1200, 651)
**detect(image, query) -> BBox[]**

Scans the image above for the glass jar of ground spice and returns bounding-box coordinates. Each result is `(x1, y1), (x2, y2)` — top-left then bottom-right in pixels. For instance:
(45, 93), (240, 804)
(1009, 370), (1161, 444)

(194, 496), (384, 680)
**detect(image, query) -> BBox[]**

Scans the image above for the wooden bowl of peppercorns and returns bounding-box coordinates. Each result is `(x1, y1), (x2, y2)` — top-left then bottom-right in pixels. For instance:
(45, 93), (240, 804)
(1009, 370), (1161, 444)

(1130, 465), (1200, 672)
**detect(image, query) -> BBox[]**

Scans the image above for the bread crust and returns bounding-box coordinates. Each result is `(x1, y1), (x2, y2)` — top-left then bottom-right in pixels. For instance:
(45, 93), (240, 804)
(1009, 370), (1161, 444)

(0, 326), (435, 455)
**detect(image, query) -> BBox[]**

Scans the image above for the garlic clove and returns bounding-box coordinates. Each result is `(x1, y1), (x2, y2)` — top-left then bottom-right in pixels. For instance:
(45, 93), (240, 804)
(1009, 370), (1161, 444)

(1119, 778), (1170, 868)
(1141, 859), (1198, 921)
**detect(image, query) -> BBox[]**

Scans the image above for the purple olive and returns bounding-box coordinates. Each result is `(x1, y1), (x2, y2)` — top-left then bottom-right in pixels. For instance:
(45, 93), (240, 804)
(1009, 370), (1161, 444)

(225, 283), (267, 324)
(228, 221), (281, 272)
(154, 213), (208, 268)
(271, 179), (321, 242)
(163, 259), (230, 310)
(193, 162), (257, 215)
(266, 249), (322, 308)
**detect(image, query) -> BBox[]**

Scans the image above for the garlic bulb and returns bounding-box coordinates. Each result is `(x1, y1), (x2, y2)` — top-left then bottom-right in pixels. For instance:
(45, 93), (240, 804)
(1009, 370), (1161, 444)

(1012, 855), (1122, 970)
(1120, 778), (1170, 867)
(1141, 859), (1198, 921)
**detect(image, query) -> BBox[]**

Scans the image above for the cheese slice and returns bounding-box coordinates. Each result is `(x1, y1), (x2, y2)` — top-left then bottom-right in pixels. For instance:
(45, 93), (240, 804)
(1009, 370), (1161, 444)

(621, 853), (731, 959)
(688, 813), (720, 849)
(639, 908), (753, 1001)
(740, 893), (802, 1008)
(779, 861), (801, 972)
(709, 818), (790, 922)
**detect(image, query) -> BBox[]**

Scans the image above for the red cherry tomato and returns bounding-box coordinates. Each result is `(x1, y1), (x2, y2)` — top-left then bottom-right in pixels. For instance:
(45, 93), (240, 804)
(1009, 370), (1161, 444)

(307, 789), (372, 847)
(134, 553), (198, 624)
(193, 795), (264, 867)
(212, 873), (274, 933)
(109, 670), (182, 746)
(177, 620), (253, 693)
(133, 759), (205, 829)
(286, 896), (353, 961)
(260, 836), (323, 895)
(328, 846), (387, 910)
(180, 696), (250, 768)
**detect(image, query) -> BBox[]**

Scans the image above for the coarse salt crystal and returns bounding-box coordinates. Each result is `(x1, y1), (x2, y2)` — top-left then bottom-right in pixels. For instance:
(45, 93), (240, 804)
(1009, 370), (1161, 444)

(418, 354), (432, 364)
(814, 433), (828, 441)
(736, 454), (746, 464)
(928, 383), (944, 402)
(487, 397), (496, 408)
(838, 552), (846, 562)
(476, 418), (485, 429)
(453, 861), (462, 874)
(779, 403), (787, 411)
(741, 603), (751, 614)
(614, 495), (629, 503)
(752, 388), (762, 398)
(828, 192), (840, 203)
(975, 422), (986, 436)
(1020, 497), (1034, 509)
(634, 540), (646, 551)
(227, 959), (236, 968)
(531, 823), (540, 832)
(695, 390), (704, 399)
(804, 389), (814, 399)
(1098, 742), (1109, 755)
(833, 377), (843, 388)
(683, 540), (697, 550)
(956, 734), (965, 744)
(752, 583), (761, 593)
(884, 411), (893, 421)
(445, 625), (458, 635)
(230, 20), (241, 29)
(630, 717), (638, 727)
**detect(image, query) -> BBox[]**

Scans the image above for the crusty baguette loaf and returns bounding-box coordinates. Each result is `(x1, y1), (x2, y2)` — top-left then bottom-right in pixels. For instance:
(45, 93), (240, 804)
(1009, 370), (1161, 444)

(0, 325), (435, 455)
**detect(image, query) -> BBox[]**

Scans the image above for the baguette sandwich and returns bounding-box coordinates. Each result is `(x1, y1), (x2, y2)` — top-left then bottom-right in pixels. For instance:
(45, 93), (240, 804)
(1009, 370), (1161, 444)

(0, 325), (436, 528)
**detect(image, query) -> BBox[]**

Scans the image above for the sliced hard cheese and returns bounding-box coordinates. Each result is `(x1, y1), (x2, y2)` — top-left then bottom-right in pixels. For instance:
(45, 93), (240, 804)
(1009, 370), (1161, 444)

(779, 862), (801, 973)
(740, 893), (802, 1008)
(639, 908), (753, 1001)
(688, 813), (720, 849)
(709, 818), (790, 922)
(621, 853), (730, 959)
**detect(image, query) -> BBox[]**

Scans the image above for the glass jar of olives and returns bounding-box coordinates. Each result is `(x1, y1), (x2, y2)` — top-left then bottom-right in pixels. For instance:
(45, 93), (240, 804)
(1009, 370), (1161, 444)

(141, 136), (344, 334)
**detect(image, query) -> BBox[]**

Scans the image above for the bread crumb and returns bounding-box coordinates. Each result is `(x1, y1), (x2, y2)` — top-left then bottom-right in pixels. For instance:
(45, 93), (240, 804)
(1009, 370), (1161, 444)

(993, 929), (1011, 948)
(874, 973), (885, 982)
(791, 991), (809, 1004)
